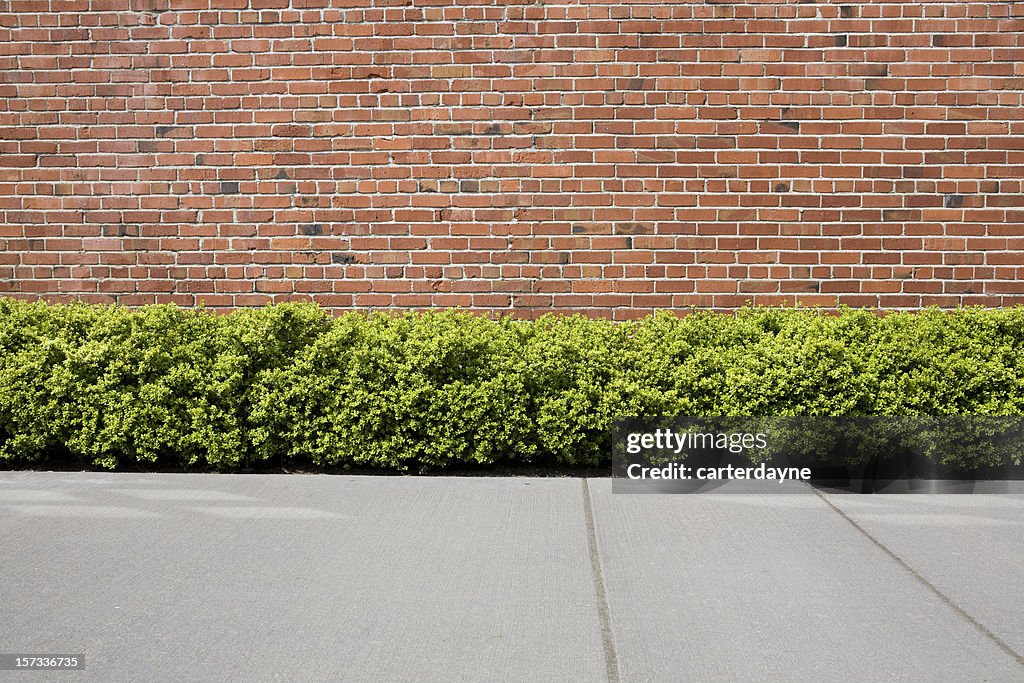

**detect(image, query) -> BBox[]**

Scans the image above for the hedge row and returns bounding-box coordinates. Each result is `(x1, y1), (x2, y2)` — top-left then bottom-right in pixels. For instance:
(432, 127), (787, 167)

(2, 298), (1023, 471)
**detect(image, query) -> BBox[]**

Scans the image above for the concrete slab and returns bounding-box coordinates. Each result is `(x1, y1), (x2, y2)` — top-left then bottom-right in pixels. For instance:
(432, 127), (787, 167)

(820, 485), (1024, 656)
(0, 472), (605, 682)
(587, 479), (1024, 681)
(5, 473), (1024, 682)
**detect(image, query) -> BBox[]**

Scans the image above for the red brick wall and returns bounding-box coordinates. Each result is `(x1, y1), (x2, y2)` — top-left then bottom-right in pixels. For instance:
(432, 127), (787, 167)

(2, 1), (1023, 317)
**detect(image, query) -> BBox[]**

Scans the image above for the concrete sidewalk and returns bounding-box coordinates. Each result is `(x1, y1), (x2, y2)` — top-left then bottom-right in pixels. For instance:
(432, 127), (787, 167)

(1, 472), (1022, 682)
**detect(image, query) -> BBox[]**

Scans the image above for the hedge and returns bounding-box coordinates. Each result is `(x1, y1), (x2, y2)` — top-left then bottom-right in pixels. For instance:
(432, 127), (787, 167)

(1, 298), (1023, 471)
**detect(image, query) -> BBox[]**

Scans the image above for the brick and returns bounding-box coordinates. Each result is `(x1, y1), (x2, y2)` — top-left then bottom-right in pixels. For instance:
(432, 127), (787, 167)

(1, 3), (1021, 315)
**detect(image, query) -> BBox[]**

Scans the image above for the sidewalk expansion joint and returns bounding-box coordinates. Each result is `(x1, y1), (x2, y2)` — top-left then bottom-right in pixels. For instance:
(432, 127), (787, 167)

(812, 487), (1024, 669)
(582, 478), (621, 683)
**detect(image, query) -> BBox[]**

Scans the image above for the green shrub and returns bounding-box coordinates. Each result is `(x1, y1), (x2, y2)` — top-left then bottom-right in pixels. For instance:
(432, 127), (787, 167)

(0, 301), (253, 469)
(249, 311), (534, 470)
(222, 303), (332, 467)
(723, 308), (881, 416)
(0, 298), (1022, 471)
